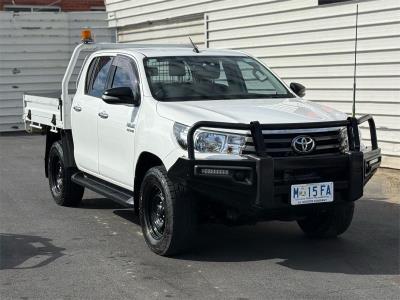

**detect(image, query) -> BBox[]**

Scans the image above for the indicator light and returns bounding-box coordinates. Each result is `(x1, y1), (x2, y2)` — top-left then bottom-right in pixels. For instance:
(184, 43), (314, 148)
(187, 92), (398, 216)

(81, 29), (93, 43)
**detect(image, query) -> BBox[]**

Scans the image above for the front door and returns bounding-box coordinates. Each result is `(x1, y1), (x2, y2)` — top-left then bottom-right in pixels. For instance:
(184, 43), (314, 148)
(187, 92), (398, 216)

(98, 55), (140, 188)
(71, 55), (113, 174)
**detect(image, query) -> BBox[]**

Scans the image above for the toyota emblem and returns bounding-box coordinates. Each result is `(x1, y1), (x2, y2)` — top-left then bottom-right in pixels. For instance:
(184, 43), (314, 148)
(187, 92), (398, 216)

(292, 135), (316, 154)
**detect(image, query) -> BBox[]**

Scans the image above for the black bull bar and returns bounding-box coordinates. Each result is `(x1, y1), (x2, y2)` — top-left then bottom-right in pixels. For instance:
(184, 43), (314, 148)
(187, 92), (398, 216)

(169, 115), (381, 210)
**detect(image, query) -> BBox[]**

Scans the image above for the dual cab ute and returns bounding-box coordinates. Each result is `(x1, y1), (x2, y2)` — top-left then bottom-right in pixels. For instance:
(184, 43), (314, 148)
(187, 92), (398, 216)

(23, 33), (381, 256)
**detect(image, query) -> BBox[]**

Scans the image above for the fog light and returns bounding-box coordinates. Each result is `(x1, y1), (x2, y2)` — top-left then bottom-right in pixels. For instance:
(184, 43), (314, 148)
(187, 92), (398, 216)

(233, 171), (246, 181)
(369, 158), (379, 165)
(199, 168), (230, 176)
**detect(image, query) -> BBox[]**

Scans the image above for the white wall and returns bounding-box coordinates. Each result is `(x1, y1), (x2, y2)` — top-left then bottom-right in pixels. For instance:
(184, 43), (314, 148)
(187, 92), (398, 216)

(117, 14), (205, 46)
(0, 11), (115, 132)
(106, 0), (400, 168)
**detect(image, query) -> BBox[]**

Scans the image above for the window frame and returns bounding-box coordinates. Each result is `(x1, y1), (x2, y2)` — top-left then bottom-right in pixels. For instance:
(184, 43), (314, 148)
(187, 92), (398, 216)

(143, 55), (294, 102)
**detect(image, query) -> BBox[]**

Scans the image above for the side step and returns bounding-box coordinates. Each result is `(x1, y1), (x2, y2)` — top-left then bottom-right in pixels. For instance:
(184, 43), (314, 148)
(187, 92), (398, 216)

(71, 173), (134, 207)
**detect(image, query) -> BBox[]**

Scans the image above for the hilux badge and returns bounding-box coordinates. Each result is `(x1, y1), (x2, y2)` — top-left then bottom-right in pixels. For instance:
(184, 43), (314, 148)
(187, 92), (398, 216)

(292, 135), (316, 154)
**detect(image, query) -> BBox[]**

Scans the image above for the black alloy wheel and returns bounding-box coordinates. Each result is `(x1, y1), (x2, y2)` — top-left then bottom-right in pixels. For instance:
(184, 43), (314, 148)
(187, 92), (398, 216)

(139, 166), (196, 256)
(145, 185), (166, 240)
(50, 156), (64, 196)
(47, 141), (84, 206)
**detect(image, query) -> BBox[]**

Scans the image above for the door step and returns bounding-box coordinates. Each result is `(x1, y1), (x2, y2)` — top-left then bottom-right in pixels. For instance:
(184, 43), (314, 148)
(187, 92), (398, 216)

(71, 173), (134, 207)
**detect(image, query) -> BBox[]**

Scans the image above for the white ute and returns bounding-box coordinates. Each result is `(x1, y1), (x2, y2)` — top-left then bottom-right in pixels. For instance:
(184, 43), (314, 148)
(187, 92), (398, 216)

(23, 32), (381, 256)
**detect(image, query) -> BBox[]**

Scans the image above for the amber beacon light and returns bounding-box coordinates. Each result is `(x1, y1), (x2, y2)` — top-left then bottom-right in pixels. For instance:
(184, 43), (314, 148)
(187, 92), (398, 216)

(81, 29), (93, 43)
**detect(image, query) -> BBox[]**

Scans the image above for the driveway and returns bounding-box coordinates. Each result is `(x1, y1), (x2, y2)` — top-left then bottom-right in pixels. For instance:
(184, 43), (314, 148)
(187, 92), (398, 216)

(0, 134), (399, 299)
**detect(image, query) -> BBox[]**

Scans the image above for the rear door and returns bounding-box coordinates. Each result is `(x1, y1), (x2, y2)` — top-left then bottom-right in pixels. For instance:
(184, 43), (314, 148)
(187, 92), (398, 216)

(98, 55), (140, 188)
(71, 55), (113, 174)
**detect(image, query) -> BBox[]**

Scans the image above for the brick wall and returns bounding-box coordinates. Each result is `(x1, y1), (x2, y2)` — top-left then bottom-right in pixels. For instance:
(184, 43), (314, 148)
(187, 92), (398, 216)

(0, 0), (105, 11)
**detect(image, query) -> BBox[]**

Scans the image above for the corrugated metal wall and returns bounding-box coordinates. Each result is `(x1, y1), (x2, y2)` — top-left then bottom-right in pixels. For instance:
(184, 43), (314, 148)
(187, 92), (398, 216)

(0, 11), (115, 132)
(106, 0), (400, 168)
(207, 0), (400, 169)
(118, 14), (205, 46)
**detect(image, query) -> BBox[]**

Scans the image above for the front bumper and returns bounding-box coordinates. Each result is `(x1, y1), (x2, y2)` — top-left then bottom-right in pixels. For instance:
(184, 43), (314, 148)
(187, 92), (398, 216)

(168, 115), (381, 214)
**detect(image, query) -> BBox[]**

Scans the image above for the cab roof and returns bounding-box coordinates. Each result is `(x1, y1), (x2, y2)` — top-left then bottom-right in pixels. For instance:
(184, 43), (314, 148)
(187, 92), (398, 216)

(121, 47), (247, 57)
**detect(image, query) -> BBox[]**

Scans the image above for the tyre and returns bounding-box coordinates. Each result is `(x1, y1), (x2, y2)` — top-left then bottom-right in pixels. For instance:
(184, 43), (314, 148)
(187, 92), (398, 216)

(139, 166), (196, 256)
(297, 202), (355, 238)
(47, 141), (84, 206)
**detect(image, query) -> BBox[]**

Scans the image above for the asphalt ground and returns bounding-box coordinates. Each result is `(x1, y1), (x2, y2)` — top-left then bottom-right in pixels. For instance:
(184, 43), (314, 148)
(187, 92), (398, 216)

(1, 134), (399, 299)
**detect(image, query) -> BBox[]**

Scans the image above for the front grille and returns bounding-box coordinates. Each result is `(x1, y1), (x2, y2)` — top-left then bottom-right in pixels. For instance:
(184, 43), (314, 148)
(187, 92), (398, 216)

(242, 128), (344, 157)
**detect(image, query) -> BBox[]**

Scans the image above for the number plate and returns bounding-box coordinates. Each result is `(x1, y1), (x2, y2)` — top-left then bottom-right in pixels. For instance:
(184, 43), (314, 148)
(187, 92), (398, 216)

(291, 182), (334, 205)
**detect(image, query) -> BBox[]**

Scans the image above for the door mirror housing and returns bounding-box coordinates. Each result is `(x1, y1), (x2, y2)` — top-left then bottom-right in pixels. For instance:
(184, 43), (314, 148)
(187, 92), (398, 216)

(102, 87), (140, 106)
(290, 82), (306, 98)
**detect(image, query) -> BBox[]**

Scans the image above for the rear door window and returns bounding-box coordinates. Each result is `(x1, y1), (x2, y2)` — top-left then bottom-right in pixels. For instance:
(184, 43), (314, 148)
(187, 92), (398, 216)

(88, 56), (113, 98)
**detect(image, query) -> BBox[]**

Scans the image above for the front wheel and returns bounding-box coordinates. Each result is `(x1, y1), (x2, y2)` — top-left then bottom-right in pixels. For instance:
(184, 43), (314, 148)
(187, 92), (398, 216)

(48, 141), (84, 206)
(139, 166), (196, 256)
(297, 202), (355, 238)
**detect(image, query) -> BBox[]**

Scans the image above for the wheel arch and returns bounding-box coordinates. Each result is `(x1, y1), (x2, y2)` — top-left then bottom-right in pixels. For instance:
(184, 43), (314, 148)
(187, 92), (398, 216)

(134, 151), (163, 203)
(45, 128), (76, 177)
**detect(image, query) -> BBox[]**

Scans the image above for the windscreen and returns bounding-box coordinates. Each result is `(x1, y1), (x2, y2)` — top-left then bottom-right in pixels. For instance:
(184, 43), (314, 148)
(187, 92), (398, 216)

(144, 56), (294, 101)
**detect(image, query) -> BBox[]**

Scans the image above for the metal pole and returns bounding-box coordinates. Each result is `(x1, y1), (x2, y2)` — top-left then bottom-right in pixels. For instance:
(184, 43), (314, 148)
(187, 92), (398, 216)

(352, 4), (359, 118)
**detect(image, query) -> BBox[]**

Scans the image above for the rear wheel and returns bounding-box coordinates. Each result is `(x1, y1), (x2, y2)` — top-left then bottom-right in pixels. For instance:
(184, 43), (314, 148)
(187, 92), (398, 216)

(297, 202), (355, 238)
(48, 141), (84, 206)
(139, 166), (196, 256)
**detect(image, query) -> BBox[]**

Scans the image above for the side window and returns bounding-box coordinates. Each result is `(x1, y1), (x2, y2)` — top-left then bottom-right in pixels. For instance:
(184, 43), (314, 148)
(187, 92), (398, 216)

(112, 67), (134, 90)
(89, 56), (113, 98)
(111, 56), (140, 96)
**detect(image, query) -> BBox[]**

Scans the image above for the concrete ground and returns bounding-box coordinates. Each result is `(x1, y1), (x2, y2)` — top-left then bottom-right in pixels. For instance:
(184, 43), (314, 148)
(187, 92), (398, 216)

(0, 134), (399, 299)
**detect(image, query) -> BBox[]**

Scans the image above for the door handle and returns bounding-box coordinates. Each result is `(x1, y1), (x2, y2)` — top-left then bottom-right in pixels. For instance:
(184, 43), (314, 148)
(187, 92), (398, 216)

(126, 122), (135, 133)
(98, 111), (109, 119)
(73, 105), (82, 112)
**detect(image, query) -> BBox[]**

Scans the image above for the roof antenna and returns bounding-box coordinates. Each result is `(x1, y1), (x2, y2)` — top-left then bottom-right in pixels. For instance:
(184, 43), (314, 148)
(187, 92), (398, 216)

(189, 37), (200, 53)
(352, 4), (359, 118)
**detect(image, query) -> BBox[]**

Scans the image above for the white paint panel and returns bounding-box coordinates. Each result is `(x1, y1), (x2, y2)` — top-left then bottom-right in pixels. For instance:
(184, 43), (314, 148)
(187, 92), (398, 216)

(0, 11), (115, 132)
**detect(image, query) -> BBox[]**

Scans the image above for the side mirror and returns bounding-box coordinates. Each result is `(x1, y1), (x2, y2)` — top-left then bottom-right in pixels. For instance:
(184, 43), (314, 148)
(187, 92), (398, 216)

(290, 82), (306, 98)
(102, 87), (140, 106)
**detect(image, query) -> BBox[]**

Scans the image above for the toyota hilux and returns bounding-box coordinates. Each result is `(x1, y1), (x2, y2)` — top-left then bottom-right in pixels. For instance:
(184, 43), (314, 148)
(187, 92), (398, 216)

(23, 33), (381, 256)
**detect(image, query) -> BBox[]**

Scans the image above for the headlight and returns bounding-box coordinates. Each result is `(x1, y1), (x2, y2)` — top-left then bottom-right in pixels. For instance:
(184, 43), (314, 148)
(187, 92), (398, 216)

(195, 131), (246, 155)
(195, 131), (226, 153)
(173, 122), (246, 155)
(358, 129), (367, 151)
(339, 127), (366, 152)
